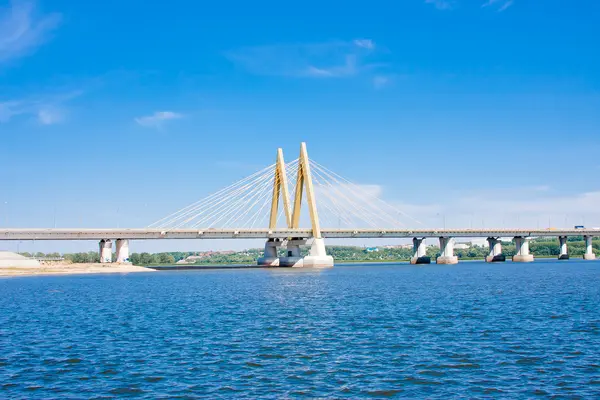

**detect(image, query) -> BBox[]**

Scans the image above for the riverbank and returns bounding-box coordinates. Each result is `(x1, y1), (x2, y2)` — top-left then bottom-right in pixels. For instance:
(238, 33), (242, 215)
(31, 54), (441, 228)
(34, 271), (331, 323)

(0, 263), (155, 277)
(145, 255), (576, 269)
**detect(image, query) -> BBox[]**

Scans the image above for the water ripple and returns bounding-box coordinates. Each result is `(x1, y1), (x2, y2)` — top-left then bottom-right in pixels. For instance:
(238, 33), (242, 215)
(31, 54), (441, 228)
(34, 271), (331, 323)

(1, 260), (599, 398)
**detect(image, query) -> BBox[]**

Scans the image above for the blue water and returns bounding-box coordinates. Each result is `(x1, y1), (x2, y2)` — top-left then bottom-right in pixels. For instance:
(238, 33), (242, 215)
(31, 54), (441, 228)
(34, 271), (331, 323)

(1, 260), (599, 398)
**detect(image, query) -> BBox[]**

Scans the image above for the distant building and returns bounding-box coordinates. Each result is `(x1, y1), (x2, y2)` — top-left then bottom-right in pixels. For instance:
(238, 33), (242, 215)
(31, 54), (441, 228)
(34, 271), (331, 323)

(384, 244), (413, 249)
(184, 250), (237, 262)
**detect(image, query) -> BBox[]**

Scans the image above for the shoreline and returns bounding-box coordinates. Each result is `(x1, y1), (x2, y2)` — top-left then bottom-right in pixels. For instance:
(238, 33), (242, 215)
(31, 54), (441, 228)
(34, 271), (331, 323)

(151, 254), (569, 268)
(2, 256), (592, 278)
(0, 263), (155, 278)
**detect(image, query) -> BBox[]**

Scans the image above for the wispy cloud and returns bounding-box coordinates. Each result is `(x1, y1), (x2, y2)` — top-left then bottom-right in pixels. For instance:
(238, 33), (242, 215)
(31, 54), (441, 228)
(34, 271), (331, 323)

(482, 0), (514, 12)
(0, 0), (61, 65)
(426, 0), (514, 12)
(312, 179), (600, 229)
(373, 75), (392, 89)
(0, 90), (80, 125)
(353, 39), (375, 50)
(386, 185), (600, 229)
(37, 107), (63, 125)
(135, 111), (183, 128)
(425, 0), (455, 10)
(226, 39), (382, 79)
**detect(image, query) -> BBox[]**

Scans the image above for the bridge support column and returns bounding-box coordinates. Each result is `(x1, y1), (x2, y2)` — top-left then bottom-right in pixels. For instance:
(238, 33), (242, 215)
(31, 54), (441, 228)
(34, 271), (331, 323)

(279, 238), (306, 267)
(303, 238), (334, 268)
(584, 236), (596, 260)
(257, 238), (283, 266)
(558, 236), (569, 260)
(486, 237), (505, 262)
(437, 237), (458, 264)
(279, 238), (334, 268)
(115, 239), (130, 263)
(99, 239), (112, 263)
(410, 238), (430, 264)
(512, 236), (534, 262)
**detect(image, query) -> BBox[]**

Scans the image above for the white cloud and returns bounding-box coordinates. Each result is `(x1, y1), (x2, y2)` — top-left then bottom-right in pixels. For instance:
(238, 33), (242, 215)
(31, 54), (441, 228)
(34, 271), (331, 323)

(387, 186), (600, 229)
(482, 0), (514, 11)
(425, 0), (514, 12)
(311, 178), (600, 230)
(353, 39), (375, 50)
(135, 111), (183, 128)
(0, 0), (61, 64)
(425, 0), (455, 10)
(454, 189), (600, 216)
(0, 90), (79, 125)
(304, 55), (359, 78)
(373, 75), (391, 89)
(37, 107), (63, 125)
(226, 39), (382, 79)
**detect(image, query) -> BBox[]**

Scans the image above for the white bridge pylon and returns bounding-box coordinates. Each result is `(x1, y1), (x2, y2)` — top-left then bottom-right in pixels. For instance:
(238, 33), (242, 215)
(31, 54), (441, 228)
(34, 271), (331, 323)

(149, 142), (423, 267)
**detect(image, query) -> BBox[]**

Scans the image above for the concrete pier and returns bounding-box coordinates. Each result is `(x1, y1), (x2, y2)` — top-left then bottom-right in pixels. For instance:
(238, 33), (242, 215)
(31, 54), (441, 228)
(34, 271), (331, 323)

(99, 239), (112, 263)
(279, 238), (306, 267)
(486, 237), (505, 262)
(512, 236), (534, 262)
(410, 237), (431, 264)
(558, 236), (569, 260)
(278, 238), (334, 268)
(115, 239), (130, 263)
(257, 238), (283, 266)
(303, 238), (334, 268)
(584, 236), (596, 260)
(437, 237), (458, 264)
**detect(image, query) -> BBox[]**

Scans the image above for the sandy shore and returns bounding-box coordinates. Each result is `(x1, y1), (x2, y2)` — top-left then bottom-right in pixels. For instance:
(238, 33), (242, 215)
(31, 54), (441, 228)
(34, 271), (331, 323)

(0, 263), (155, 277)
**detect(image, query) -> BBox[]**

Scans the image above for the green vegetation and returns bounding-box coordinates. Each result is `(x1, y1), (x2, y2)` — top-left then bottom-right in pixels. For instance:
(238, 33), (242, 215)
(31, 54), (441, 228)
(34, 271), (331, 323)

(19, 251), (100, 263)
(19, 237), (600, 265)
(130, 253), (176, 265)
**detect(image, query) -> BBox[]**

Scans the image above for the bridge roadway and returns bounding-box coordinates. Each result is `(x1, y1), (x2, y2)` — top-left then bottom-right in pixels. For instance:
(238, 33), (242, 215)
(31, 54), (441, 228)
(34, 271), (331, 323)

(1, 228), (599, 241)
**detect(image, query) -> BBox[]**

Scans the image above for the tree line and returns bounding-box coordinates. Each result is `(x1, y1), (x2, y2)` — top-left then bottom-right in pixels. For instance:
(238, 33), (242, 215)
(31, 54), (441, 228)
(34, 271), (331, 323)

(20, 237), (600, 265)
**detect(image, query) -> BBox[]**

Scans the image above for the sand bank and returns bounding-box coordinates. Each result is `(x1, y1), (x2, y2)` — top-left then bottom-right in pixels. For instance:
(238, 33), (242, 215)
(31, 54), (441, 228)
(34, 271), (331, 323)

(0, 262), (155, 277)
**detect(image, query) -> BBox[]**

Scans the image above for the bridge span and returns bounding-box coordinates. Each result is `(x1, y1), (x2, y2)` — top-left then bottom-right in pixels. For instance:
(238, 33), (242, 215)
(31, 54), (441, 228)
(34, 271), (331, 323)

(1, 228), (599, 241)
(1, 228), (598, 266)
(2, 143), (598, 267)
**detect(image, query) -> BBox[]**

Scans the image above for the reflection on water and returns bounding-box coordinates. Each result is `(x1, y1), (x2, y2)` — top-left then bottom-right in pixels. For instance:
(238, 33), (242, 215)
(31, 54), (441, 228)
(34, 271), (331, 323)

(1, 260), (599, 398)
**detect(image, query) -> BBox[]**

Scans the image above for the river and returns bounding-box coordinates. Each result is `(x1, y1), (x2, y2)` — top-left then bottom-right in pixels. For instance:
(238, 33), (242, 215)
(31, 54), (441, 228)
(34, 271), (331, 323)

(1, 260), (599, 398)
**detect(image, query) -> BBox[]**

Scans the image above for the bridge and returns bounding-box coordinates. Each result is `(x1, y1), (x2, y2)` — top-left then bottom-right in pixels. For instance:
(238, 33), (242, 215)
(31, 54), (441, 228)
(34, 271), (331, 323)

(1, 143), (598, 266)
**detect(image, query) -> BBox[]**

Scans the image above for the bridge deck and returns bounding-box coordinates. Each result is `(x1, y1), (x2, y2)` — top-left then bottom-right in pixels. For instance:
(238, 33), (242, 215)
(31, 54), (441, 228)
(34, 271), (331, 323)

(1, 228), (598, 240)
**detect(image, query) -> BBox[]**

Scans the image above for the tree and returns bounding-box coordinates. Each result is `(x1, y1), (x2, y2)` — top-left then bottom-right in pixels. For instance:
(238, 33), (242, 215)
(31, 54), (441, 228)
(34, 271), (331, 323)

(157, 253), (175, 264)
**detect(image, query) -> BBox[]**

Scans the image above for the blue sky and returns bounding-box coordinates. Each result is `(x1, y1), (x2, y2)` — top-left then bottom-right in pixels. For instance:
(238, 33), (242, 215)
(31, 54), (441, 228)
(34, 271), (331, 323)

(1, 0), (600, 252)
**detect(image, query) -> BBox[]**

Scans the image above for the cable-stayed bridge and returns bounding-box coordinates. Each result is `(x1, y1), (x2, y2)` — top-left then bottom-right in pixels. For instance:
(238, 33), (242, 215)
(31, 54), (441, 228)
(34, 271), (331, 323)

(1, 143), (599, 267)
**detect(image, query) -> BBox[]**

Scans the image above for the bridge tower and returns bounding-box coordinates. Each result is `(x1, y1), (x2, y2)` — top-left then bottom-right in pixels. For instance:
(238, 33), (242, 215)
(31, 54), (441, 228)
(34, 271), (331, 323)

(257, 143), (334, 268)
(257, 148), (292, 266)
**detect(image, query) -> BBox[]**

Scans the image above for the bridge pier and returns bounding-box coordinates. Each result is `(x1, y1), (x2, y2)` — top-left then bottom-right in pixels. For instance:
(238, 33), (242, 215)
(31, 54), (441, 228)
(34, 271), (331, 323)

(558, 236), (569, 260)
(115, 239), (130, 263)
(99, 239), (112, 263)
(512, 236), (534, 262)
(277, 238), (334, 268)
(257, 238), (283, 266)
(584, 236), (596, 260)
(437, 237), (458, 264)
(486, 237), (505, 262)
(303, 238), (334, 268)
(410, 238), (430, 264)
(279, 238), (306, 267)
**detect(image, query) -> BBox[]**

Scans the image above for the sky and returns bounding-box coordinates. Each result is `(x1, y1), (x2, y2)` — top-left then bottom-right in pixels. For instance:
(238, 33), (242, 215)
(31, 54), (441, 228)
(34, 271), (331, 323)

(1, 0), (600, 253)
